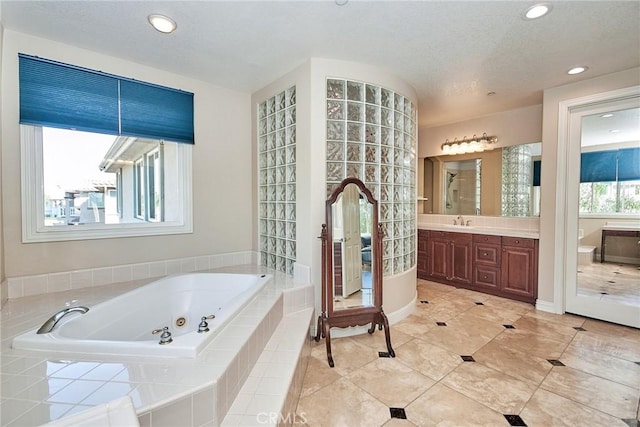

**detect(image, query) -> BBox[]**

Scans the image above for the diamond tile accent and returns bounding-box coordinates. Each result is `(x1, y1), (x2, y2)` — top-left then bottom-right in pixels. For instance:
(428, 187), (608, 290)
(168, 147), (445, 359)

(475, 302), (484, 305)
(547, 359), (565, 366)
(503, 324), (516, 329)
(389, 407), (407, 419)
(504, 414), (527, 426)
(436, 322), (447, 326)
(460, 355), (475, 362)
(378, 352), (391, 358)
(420, 300), (429, 304)
(573, 327), (587, 331)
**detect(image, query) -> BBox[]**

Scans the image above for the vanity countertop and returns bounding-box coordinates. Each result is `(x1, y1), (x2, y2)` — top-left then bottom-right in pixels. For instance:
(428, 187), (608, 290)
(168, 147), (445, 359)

(602, 221), (640, 231)
(418, 223), (539, 239)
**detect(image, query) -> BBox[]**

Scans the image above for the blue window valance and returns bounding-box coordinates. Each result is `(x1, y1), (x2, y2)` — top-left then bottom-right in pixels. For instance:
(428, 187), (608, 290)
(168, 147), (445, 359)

(618, 147), (640, 182)
(580, 147), (640, 183)
(18, 53), (194, 144)
(532, 160), (541, 187)
(580, 150), (617, 183)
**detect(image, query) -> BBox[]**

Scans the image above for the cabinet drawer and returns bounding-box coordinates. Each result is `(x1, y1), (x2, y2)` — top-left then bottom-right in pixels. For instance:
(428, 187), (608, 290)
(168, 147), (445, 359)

(474, 265), (500, 289)
(446, 232), (472, 243)
(473, 234), (501, 244)
(474, 243), (500, 266)
(502, 236), (535, 248)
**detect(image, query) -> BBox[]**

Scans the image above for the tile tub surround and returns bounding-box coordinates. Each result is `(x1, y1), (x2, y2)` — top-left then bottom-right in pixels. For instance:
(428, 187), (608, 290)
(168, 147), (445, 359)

(5, 250), (257, 300)
(0, 265), (314, 426)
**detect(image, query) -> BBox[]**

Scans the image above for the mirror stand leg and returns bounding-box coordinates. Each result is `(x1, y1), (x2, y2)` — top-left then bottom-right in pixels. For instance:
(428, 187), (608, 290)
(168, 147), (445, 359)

(367, 321), (376, 334)
(314, 315), (324, 342)
(380, 312), (395, 358)
(323, 320), (334, 368)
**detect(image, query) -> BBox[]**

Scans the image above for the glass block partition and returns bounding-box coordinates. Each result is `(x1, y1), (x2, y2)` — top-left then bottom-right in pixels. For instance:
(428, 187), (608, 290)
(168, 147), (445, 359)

(258, 87), (296, 275)
(502, 144), (532, 217)
(326, 79), (416, 276)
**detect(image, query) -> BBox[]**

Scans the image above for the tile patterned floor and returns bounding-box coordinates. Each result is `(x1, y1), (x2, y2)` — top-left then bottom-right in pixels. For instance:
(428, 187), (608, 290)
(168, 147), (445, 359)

(297, 279), (640, 426)
(578, 262), (640, 307)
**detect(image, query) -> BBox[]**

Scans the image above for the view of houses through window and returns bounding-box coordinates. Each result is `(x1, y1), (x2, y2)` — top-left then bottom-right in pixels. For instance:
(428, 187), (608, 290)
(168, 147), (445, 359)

(42, 127), (172, 226)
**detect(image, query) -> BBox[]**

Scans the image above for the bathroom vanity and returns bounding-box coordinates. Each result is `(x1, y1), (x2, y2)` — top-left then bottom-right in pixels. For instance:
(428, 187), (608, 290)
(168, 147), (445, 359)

(417, 225), (539, 304)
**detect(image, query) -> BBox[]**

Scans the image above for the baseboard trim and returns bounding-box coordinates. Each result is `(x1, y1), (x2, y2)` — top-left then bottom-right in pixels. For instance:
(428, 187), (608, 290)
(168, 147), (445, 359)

(535, 299), (559, 314)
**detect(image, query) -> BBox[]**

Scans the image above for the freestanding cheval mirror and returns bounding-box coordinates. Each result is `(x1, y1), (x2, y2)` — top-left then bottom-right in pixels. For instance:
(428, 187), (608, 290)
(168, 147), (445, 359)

(315, 177), (395, 367)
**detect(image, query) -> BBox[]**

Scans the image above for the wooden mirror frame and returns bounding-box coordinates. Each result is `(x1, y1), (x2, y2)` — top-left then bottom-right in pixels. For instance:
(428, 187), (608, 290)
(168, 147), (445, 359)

(314, 177), (395, 367)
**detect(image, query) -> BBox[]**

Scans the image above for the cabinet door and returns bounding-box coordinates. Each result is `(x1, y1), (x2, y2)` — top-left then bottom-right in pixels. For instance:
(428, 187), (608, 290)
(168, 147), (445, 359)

(427, 238), (449, 281)
(417, 230), (429, 279)
(501, 245), (535, 299)
(450, 239), (473, 285)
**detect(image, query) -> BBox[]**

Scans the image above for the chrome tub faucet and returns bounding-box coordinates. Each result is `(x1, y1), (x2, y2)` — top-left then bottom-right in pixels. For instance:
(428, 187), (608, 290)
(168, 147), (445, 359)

(37, 306), (89, 334)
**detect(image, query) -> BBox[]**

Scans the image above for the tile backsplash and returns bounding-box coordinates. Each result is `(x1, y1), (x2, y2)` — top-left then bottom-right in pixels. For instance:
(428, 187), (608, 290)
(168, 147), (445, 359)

(6, 251), (257, 300)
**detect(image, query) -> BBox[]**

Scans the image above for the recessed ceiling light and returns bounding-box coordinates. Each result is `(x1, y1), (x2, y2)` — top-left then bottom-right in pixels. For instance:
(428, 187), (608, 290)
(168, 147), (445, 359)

(600, 113), (614, 118)
(148, 14), (177, 34)
(335, 0), (348, 5)
(567, 66), (588, 75)
(610, 129), (621, 133)
(524, 4), (552, 20)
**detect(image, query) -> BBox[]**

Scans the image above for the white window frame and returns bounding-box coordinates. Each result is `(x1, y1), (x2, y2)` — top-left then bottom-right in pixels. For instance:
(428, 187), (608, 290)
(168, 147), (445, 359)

(21, 125), (193, 243)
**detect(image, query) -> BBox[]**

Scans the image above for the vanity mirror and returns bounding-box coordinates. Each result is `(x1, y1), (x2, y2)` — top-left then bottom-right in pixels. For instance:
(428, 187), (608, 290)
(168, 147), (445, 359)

(420, 143), (541, 217)
(315, 177), (394, 367)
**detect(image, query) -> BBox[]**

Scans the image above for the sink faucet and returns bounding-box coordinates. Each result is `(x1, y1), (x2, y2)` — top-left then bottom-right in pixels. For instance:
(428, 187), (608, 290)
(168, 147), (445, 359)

(457, 215), (464, 226)
(37, 306), (89, 334)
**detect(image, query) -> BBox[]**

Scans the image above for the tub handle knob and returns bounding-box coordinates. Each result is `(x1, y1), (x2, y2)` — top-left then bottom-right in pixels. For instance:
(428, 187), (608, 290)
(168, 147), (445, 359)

(152, 326), (173, 345)
(197, 315), (216, 333)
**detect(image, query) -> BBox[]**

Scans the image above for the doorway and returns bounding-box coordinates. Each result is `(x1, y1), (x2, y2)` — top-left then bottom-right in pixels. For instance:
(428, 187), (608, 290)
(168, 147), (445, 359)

(563, 91), (640, 328)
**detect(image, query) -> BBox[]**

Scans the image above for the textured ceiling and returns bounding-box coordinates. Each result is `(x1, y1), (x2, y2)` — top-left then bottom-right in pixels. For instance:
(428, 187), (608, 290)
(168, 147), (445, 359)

(1, 1), (639, 128)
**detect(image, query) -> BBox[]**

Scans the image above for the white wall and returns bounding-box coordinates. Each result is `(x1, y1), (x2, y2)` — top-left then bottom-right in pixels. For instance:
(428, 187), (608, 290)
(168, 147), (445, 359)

(1, 30), (253, 278)
(419, 104), (543, 158)
(0, 19), (6, 306)
(539, 67), (640, 306)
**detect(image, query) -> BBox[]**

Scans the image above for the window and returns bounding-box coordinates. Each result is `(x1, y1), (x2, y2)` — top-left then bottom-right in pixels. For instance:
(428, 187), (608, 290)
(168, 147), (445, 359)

(22, 126), (192, 242)
(19, 54), (194, 242)
(579, 147), (640, 215)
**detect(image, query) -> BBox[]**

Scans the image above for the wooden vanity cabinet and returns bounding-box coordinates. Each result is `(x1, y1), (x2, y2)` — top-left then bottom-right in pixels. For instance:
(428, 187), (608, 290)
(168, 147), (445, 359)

(501, 237), (538, 301)
(473, 234), (501, 292)
(417, 230), (429, 279)
(418, 229), (538, 304)
(426, 231), (473, 286)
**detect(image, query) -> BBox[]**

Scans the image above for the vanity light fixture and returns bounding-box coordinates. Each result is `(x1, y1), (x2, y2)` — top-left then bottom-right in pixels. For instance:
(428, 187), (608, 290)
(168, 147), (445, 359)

(567, 66), (588, 75)
(441, 133), (498, 155)
(524, 3), (552, 20)
(148, 14), (177, 34)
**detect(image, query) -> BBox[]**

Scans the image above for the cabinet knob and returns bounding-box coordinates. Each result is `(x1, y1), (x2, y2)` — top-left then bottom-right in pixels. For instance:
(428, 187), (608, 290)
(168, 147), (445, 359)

(483, 275), (488, 279)
(515, 240), (520, 244)
(483, 252), (488, 256)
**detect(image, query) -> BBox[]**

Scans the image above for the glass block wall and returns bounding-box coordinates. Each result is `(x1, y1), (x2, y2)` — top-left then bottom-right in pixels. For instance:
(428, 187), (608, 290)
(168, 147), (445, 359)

(258, 86), (296, 274)
(502, 144), (532, 216)
(326, 79), (416, 276)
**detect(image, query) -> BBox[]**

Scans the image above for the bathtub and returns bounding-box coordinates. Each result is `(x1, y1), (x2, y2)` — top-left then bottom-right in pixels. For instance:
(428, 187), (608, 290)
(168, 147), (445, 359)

(12, 273), (271, 358)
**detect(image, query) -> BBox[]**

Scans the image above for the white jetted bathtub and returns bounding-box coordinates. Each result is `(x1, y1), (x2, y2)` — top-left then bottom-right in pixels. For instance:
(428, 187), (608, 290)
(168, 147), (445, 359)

(13, 273), (271, 358)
